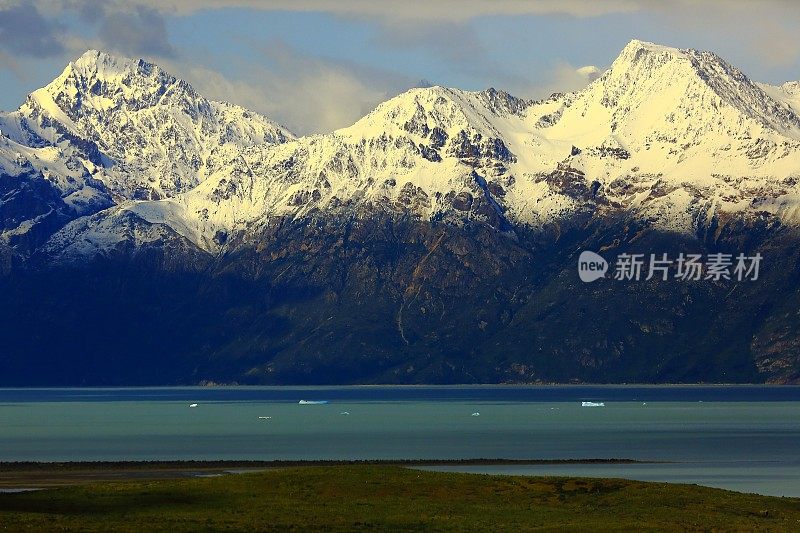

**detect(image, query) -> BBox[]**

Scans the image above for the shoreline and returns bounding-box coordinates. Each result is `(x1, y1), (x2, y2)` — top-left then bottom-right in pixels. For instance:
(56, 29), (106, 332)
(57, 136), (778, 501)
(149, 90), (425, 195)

(0, 458), (645, 469)
(0, 458), (646, 488)
(1, 383), (798, 388)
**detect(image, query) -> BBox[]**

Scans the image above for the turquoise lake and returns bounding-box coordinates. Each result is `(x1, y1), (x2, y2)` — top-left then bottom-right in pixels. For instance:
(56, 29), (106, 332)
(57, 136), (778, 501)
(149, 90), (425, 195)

(1, 386), (798, 496)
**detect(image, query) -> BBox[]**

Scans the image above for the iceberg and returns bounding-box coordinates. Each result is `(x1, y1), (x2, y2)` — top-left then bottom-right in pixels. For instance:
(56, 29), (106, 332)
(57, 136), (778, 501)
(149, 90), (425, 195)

(581, 401), (605, 407)
(298, 400), (329, 405)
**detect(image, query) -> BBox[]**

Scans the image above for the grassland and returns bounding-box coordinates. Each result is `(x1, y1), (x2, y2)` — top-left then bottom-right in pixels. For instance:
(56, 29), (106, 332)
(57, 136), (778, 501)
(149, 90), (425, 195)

(0, 465), (798, 531)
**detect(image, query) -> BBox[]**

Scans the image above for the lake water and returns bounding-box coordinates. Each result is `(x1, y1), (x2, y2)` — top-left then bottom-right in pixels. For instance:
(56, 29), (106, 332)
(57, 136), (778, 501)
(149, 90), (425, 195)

(1, 386), (798, 496)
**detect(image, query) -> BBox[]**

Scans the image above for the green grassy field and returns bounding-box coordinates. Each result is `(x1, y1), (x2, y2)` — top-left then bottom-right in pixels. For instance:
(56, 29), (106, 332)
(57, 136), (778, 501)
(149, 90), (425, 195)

(1, 466), (798, 531)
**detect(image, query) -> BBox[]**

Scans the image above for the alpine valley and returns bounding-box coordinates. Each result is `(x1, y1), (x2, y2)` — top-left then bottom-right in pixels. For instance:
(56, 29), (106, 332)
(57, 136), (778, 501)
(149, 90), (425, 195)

(2, 40), (800, 385)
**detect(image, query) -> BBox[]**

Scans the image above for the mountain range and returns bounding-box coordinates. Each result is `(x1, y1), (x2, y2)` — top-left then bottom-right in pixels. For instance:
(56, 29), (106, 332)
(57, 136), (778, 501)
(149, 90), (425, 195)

(2, 40), (799, 385)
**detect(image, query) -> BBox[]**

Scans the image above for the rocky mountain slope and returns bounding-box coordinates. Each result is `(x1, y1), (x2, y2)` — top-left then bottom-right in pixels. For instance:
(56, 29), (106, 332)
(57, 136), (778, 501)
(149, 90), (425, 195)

(1, 41), (799, 385)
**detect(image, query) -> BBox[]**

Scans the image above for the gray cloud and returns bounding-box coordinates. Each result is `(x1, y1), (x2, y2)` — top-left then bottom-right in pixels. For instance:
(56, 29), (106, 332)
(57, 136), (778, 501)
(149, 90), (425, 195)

(115, 0), (798, 21)
(645, 1), (800, 69)
(86, 0), (642, 19)
(374, 21), (487, 65)
(0, 3), (64, 57)
(44, 0), (800, 73)
(369, 19), (543, 101)
(8, 1), (176, 59)
(4, 0), (800, 132)
(526, 63), (603, 99)
(96, 5), (175, 57)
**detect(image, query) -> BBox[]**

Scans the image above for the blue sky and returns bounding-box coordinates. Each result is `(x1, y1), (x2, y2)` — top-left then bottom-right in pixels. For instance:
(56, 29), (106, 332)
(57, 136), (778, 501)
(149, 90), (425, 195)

(1, 1), (799, 134)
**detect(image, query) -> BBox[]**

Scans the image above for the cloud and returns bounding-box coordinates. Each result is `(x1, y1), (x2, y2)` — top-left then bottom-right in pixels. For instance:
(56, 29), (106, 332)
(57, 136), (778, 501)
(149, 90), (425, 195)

(95, 5), (175, 57)
(548, 64), (601, 93)
(254, 42), (415, 134)
(158, 41), (414, 135)
(369, 20), (527, 90)
(119, 0), (800, 24)
(516, 63), (603, 101)
(47, 0), (800, 81)
(374, 21), (487, 66)
(0, 3), (64, 57)
(4, 0), (800, 131)
(641, 1), (800, 68)
(83, 0), (800, 70)
(7, 1), (176, 59)
(94, 0), (643, 19)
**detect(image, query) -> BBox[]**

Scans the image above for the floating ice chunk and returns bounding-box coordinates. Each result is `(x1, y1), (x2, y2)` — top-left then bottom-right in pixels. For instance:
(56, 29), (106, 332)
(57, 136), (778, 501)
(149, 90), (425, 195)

(471, 412), (480, 416)
(340, 411), (350, 415)
(189, 403), (198, 408)
(258, 416), (272, 419)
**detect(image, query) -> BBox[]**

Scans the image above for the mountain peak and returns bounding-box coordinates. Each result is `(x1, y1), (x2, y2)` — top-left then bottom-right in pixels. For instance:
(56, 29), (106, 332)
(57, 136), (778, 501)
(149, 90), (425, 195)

(74, 49), (122, 66)
(607, 39), (769, 97)
(71, 49), (162, 72)
(621, 38), (679, 55)
(579, 39), (800, 136)
(783, 81), (800, 95)
(609, 39), (693, 74)
(3, 49), (293, 200)
(58, 49), (175, 94)
(340, 84), (529, 138)
(68, 49), (148, 77)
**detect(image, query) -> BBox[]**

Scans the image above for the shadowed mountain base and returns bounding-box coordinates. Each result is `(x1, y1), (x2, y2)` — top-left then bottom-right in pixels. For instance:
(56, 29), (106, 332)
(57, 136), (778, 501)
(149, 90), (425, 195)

(2, 214), (798, 385)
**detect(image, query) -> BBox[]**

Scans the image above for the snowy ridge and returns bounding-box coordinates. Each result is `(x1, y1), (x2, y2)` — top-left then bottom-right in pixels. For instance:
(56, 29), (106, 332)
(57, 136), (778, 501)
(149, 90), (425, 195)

(5, 41), (800, 260)
(154, 86), (531, 246)
(1, 50), (293, 200)
(515, 40), (800, 231)
(760, 81), (800, 117)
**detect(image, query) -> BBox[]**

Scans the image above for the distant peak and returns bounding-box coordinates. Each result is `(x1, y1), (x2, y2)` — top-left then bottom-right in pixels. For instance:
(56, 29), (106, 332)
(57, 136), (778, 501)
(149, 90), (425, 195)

(400, 85), (450, 100)
(73, 49), (129, 68)
(783, 81), (800, 95)
(68, 49), (162, 80)
(606, 39), (743, 82)
(613, 39), (688, 67)
(575, 39), (800, 135)
(621, 39), (678, 54)
(76, 49), (103, 61)
(33, 49), (196, 116)
(613, 39), (742, 70)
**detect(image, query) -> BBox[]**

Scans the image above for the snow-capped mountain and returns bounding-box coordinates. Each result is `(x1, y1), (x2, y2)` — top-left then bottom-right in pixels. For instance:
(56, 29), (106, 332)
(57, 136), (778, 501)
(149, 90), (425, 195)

(31, 39), (800, 260)
(2, 50), (292, 199)
(3, 41), (800, 385)
(1, 50), (293, 253)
